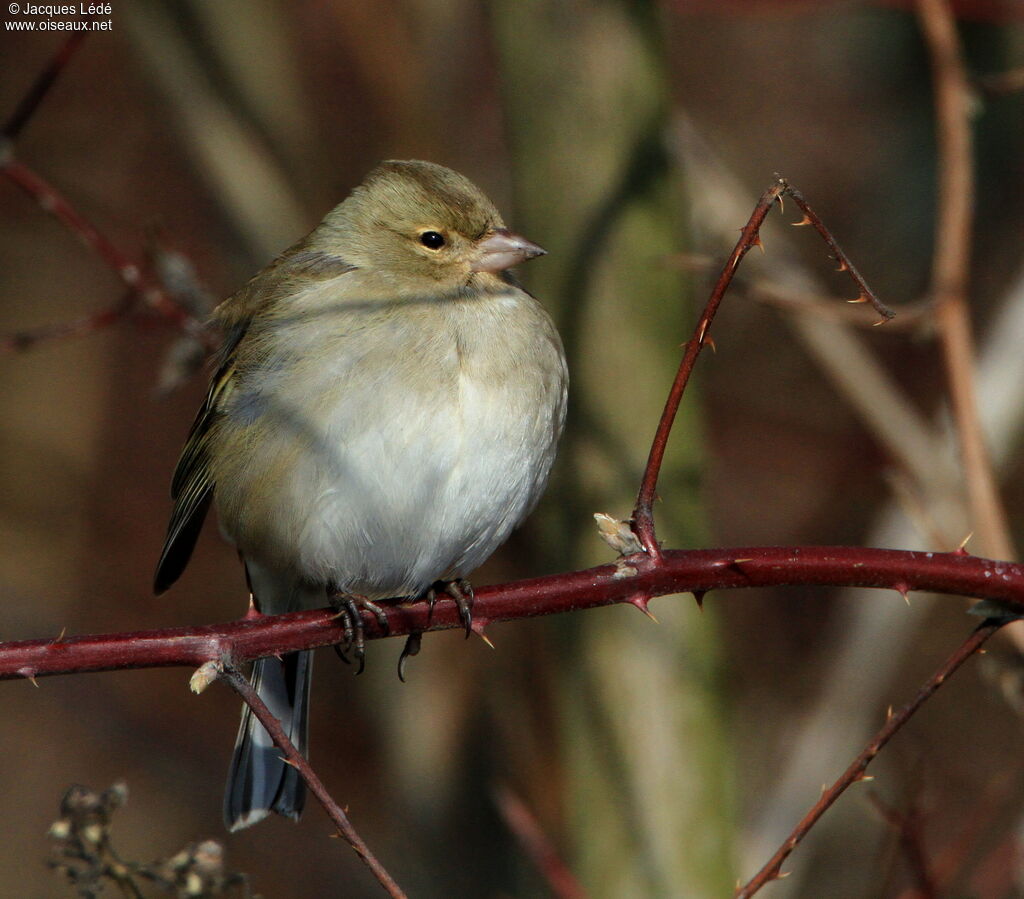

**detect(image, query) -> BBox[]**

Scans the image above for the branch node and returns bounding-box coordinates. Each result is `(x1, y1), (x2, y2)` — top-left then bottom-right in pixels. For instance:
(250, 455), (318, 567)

(189, 660), (223, 695)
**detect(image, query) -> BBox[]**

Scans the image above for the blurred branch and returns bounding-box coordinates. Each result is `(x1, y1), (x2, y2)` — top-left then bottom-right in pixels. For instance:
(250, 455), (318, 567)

(735, 618), (1003, 898)
(976, 66), (1024, 97)
(121, 2), (310, 260)
(868, 793), (937, 899)
(1, 32), (88, 140)
(891, 755), (1024, 898)
(1, 37), (208, 353)
(917, 0), (1014, 561)
(494, 784), (590, 899)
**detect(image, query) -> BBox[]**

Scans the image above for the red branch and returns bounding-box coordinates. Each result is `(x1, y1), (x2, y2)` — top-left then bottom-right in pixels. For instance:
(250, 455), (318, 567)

(494, 785), (589, 899)
(630, 179), (894, 559)
(734, 619), (1002, 898)
(1, 36), (206, 353)
(218, 665), (407, 899)
(2, 546), (1021, 681)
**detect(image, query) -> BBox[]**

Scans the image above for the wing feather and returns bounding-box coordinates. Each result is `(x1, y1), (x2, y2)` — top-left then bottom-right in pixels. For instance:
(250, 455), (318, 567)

(153, 245), (356, 594)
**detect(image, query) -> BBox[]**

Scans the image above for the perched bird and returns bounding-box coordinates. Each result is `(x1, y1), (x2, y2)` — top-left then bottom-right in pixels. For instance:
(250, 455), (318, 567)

(154, 160), (568, 830)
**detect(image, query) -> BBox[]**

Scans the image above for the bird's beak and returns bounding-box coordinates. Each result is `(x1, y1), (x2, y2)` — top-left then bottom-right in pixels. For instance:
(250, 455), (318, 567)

(470, 228), (547, 273)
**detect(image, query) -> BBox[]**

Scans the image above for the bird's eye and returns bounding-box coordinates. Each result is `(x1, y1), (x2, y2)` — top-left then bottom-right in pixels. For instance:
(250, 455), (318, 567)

(419, 231), (446, 250)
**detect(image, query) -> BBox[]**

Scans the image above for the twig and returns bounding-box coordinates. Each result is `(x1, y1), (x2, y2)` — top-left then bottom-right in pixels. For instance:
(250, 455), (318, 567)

(630, 178), (893, 559)
(1, 289), (136, 353)
(734, 618), (1004, 898)
(1, 33), (89, 140)
(976, 66), (1024, 97)
(917, 0), (1014, 561)
(1, 160), (200, 337)
(3, 545), (1023, 681)
(868, 793), (938, 899)
(494, 785), (589, 899)
(218, 665), (407, 899)
(893, 753), (1024, 897)
(0, 37), (208, 353)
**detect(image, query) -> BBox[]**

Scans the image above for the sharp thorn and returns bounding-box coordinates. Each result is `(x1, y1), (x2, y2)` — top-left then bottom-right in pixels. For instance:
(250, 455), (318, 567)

(791, 214), (813, 227)
(956, 532), (974, 554)
(470, 617), (495, 647)
(835, 260), (849, 272)
(629, 595), (659, 623)
(692, 590), (706, 610)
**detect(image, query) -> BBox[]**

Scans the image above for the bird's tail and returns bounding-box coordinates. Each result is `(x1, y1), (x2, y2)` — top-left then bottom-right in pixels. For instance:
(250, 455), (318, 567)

(224, 650), (313, 831)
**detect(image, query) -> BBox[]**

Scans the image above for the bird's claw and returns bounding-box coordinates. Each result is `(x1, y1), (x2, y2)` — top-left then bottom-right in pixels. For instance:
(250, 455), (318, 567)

(427, 578), (474, 638)
(329, 593), (390, 675)
(397, 632), (421, 682)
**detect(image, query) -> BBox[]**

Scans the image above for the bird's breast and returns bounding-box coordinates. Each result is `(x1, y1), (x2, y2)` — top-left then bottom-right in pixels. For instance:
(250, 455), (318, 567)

(214, 288), (566, 600)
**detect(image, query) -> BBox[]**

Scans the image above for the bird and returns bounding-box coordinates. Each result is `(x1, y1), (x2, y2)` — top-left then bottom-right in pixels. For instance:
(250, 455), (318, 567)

(153, 160), (568, 830)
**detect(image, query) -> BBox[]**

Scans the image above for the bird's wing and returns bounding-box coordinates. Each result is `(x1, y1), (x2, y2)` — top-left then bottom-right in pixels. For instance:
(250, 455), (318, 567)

(153, 246), (357, 595)
(153, 318), (246, 594)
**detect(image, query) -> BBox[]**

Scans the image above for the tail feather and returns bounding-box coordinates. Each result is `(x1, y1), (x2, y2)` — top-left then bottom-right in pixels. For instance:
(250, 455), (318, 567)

(224, 650), (312, 830)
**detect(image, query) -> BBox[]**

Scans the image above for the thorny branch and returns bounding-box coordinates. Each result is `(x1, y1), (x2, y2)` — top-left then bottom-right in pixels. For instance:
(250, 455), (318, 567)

(216, 665), (407, 899)
(3, 28), (1019, 899)
(3, 546), (1022, 682)
(734, 619), (1004, 898)
(630, 177), (894, 559)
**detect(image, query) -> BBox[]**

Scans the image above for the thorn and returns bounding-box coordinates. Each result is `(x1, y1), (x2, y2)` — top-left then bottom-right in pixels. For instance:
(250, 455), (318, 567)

(894, 582), (910, 604)
(704, 335), (717, 353)
(470, 617), (495, 648)
(872, 318), (888, 327)
(53, 627), (66, 643)
(752, 234), (765, 254)
(692, 590), (706, 610)
(855, 772), (874, 783)
(775, 871), (791, 881)
(835, 259), (849, 272)
(628, 595), (659, 623)
(280, 756), (300, 769)
(885, 704), (894, 721)
(18, 668), (39, 687)
(846, 293), (870, 304)
(791, 214), (813, 227)
(731, 558), (754, 566)
(776, 194), (785, 214)
(955, 532), (974, 555)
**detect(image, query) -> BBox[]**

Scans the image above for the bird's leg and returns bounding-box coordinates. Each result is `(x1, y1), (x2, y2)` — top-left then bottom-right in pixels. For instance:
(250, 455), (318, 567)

(395, 578), (474, 680)
(432, 578), (474, 638)
(328, 591), (390, 675)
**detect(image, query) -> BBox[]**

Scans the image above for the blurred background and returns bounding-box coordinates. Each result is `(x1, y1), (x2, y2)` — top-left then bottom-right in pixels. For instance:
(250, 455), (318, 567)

(3, 1), (1024, 896)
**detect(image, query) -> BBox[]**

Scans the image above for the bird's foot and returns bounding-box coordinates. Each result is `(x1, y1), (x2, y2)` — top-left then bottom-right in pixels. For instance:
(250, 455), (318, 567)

(395, 578), (474, 681)
(329, 592), (389, 675)
(425, 578), (474, 638)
